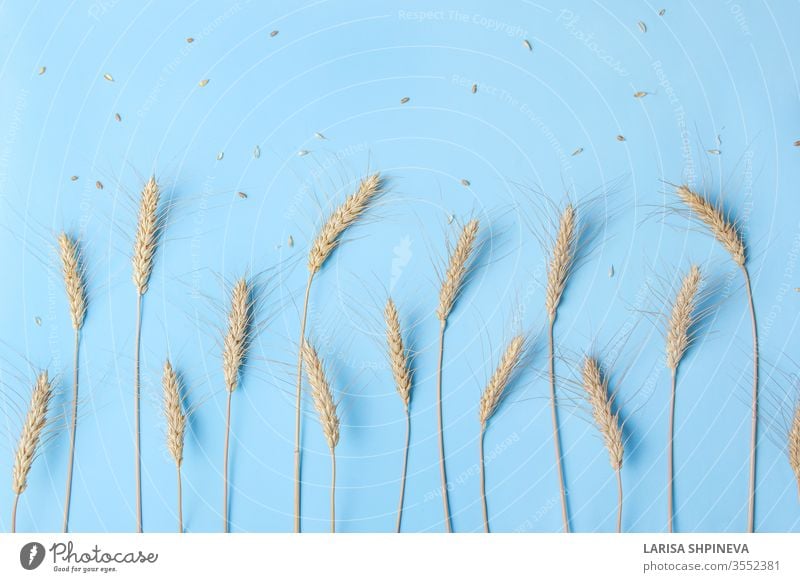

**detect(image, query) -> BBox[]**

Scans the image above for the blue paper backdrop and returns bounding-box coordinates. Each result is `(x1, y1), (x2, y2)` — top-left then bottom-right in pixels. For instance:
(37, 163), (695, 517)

(0, 0), (798, 533)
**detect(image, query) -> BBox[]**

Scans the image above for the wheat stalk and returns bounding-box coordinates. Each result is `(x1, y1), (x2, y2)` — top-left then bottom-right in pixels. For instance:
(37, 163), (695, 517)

(293, 172), (382, 533)
(57, 232), (87, 533)
(582, 356), (624, 532)
(11, 371), (54, 533)
(221, 277), (253, 533)
(676, 184), (758, 532)
(545, 203), (577, 533)
(162, 359), (186, 533)
(790, 402), (800, 501)
(131, 175), (163, 533)
(385, 297), (413, 532)
(302, 340), (340, 533)
(664, 264), (702, 533)
(478, 335), (525, 532)
(435, 218), (480, 533)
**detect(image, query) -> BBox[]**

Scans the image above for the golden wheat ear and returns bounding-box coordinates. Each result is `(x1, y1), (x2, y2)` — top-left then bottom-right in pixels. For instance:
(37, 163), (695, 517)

(789, 402), (800, 498)
(437, 219), (480, 322)
(545, 204), (577, 320)
(132, 175), (162, 295)
(479, 335), (526, 426)
(385, 297), (412, 409)
(665, 265), (703, 371)
(57, 233), (87, 330)
(222, 277), (254, 393)
(675, 185), (745, 266)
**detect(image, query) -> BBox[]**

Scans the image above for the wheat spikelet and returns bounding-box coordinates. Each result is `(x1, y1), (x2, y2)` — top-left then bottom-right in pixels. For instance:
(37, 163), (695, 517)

(12, 371), (54, 495)
(307, 173), (382, 274)
(582, 357), (624, 471)
(789, 402), (800, 488)
(545, 204), (577, 320)
(222, 277), (252, 393)
(437, 219), (480, 322)
(479, 335), (525, 425)
(57, 233), (87, 330)
(302, 340), (340, 450)
(665, 265), (702, 370)
(132, 176), (162, 295)
(385, 298), (412, 409)
(676, 185), (745, 266)
(162, 360), (186, 466)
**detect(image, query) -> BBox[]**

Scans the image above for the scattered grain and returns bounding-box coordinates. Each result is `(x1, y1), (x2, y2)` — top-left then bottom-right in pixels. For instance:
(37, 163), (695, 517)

(707, 149), (721, 155)
(270, 30), (279, 37)
(96, 181), (103, 190)
(198, 79), (209, 88)
(400, 97), (410, 104)
(471, 84), (477, 94)
(186, 37), (194, 43)
(461, 179), (471, 187)
(288, 235), (294, 247)
(70, 175), (79, 182)
(633, 91), (647, 98)
(298, 150), (310, 157)
(237, 192), (247, 199)
(114, 113), (122, 122)
(522, 39), (532, 51)
(253, 145), (260, 159)
(103, 73), (114, 82)
(572, 147), (584, 156)
(638, 21), (647, 33)
(217, 151), (224, 160)
(616, 135), (626, 142)
(38, 66), (46, 75)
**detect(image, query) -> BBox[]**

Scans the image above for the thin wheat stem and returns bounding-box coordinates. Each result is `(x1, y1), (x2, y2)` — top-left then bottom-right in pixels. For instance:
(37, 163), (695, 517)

(616, 468), (623, 534)
(330, 447), (336, 534)
(396, 407), (410, 533)
(62, 329), (80, 533)
(548, 320), (570, 533)
(11, 493), (19, 533)
(668, 369), (677, 533)
(177, 465), (183, 533)
(479, 425), (488, 533)
(294, 272), (314, 533)
(742, 266), (759, 533)
(223, 390), (232, 533)
(133, 292), (143, 533)
(435, 321), (452, 532)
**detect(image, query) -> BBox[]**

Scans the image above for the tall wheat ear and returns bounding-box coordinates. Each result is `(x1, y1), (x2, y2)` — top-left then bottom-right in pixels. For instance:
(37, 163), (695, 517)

(11, 371), (55, 533)
(57, 232), (87, 533)
(435, 218), (480, 533)
(675, 184), (757, 532)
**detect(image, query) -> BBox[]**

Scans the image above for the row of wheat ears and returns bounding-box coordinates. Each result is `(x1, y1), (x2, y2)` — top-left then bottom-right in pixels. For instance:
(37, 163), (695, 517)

(8, 175), (798, 533)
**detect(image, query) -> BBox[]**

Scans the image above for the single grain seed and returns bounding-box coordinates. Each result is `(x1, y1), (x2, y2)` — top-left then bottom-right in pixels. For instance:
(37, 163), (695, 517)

(217, 152), (224, 160)
(634, 91), (647, 98)
(616, 135), (626, 141)
(707, 149), (721, 155)
(638, 21), (647, 33)
(298, 150), (309, 157)
(96, 181), (103, 190)
(659, 8), (666, 16)
(461, 179), (470, 187)
(609, 265), (614, 277)
(270, 30), (279, 37)
(400, 97), (410, 104)
(186, 37), (194, 43)
(39, 66), (46, 75)
(253, 145), (260, 158)
(523, 39), (532, 51)
(447, 214), (454, 224)
(115, 113), (122, 122)
(35, 316), (42, 326)
(103, 73), (114, 82)
(70, 175), (79, 182)
(471, 83), (477, 94)
(793, 140), (800, 147)
(237, 192), (247, 199)
(288, 235), (294, 247)
(314, 132), (327, 140)
(572, 147), (583, 156)
(198, 79), (209, 88)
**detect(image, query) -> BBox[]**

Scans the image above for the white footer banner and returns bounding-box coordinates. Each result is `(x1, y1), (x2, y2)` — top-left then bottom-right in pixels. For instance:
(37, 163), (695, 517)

(0, 533), (797, 581)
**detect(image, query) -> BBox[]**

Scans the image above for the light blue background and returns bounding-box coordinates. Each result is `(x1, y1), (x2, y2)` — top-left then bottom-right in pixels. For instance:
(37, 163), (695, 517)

(0, 0), (798, 533)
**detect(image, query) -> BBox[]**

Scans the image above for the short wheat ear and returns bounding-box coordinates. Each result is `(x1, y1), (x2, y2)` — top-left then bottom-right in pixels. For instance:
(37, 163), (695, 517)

(435, 218), (480, 533)
(478, 335), (525, 533)
(131, 175), (164, 534)
(57, 232), (87, 533)
(301, 340), (340, 533)
(789, 401), (800, 501)
(11, 371), (54, 533)
(221, 277), (254, 533)
(293, 172), (383, 533)
(384, 297), (413, 532)
(545, 203), (577, 534)
(581, 356), (624, 533)
(675, 184), (758, 532)
(664, 264), (702, 533)
(162, 359), (186, 533)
